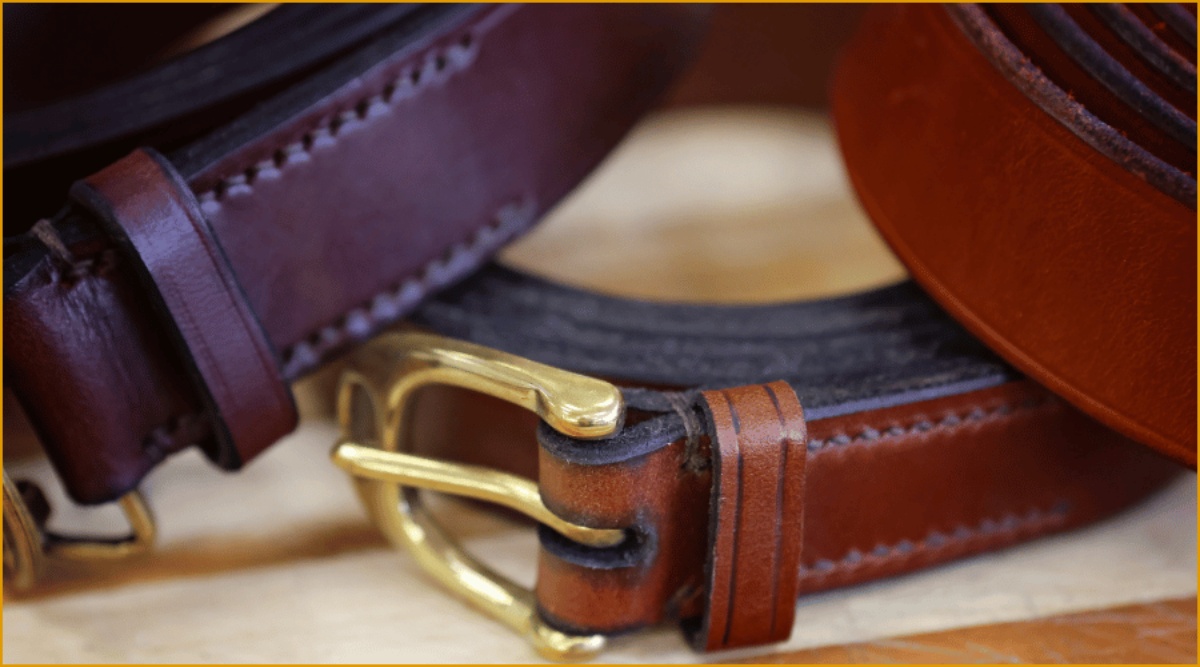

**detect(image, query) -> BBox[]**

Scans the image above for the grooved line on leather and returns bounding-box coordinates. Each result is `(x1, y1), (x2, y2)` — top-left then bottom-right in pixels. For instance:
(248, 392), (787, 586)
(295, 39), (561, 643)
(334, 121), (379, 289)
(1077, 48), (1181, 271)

(1026, 5), (1195, 147)
(194, 26), (480, 206)
(714, 389), (748, 647)
(809, 396), (1051, 451)
(763, 384), (790, 641)
(700, 382), (806, 651)
(948, 4), (1195, 205)
(795, 502), (1071, 588)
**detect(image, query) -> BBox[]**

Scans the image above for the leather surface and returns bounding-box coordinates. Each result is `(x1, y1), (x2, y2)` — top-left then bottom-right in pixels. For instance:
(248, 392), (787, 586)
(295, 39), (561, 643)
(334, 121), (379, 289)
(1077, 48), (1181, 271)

(2, 3), (1191, 652)
(7, 3), (1190, 500)
(70, 149), (296, 468)
(400, 266), (1181, 646)
(4, 4), (708, 503)
(832, 4), (1196, 466)
(696, 382), (807, 651)
(451, 377), (1177, 642)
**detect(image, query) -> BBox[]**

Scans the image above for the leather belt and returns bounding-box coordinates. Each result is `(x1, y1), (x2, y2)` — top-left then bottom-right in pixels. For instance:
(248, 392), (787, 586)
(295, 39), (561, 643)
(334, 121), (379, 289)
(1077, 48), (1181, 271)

(377, 267), (1177, 656)
(835, 4), (1196, 465)
(3, 3), (1192, 660)
(5, 3), (708, 503)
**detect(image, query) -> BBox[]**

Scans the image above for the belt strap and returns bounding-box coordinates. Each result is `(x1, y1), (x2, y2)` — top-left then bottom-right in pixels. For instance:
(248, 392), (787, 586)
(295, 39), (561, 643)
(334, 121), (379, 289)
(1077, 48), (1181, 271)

(404, 265), (1180, 646)
(70, 149), (296, 467)
(4, 4), (708, 503)
(530, 379), (1172, 641)
(833, 4), (1196, 464)
(696, 382), (807, 651)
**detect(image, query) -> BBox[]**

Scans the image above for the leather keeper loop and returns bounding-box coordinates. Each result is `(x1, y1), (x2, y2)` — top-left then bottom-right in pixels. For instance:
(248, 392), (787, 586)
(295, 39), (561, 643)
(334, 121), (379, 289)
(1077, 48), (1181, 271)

(69, 149), (297, 468)
(695, 381), (807, 651)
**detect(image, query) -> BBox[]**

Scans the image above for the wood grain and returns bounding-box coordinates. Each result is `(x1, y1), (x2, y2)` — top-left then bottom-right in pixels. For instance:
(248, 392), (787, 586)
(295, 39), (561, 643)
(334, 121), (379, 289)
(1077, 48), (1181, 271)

(741, 598), (1198, 664)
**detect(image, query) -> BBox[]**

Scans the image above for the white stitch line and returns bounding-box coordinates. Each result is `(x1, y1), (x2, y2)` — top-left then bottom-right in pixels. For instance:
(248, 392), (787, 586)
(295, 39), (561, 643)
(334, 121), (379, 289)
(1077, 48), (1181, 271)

(279, 197), (536, 378)
(85, 25), (491, 457)
(807, 399), (1047, 451)
(798, 503), (1071, 578)
(135, 193), (531, 457)
(196, 30), (479, 206)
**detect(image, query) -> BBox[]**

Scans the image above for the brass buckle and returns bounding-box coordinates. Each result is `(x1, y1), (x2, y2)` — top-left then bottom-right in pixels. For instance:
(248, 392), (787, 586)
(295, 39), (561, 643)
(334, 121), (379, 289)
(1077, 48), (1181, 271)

(331, 332), (625, 661)
(3, 472), (156, 589)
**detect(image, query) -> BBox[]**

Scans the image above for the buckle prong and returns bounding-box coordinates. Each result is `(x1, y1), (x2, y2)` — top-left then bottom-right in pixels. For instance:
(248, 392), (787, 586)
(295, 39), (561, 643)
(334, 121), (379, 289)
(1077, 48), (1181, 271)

(333, 443), (623, 548)
(332, 332), (625, 661)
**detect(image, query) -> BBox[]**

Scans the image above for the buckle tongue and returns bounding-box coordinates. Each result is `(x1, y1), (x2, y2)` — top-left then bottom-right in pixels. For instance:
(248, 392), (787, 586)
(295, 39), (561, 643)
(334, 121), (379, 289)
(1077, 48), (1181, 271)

(331, 332), (625, 661)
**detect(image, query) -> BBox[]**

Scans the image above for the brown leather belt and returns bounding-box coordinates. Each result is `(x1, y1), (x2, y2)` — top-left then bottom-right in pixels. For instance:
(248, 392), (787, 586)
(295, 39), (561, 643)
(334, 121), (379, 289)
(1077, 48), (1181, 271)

(3, 3), (1192, 659)
(5, 3), (708, 503)
(835, 4), (1196, 465)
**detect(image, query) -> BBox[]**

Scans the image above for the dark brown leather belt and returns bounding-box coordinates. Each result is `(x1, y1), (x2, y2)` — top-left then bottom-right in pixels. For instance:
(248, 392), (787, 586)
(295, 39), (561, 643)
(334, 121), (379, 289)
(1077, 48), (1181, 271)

(3, 3), (1192, 660)
(5, 3), (708, 503)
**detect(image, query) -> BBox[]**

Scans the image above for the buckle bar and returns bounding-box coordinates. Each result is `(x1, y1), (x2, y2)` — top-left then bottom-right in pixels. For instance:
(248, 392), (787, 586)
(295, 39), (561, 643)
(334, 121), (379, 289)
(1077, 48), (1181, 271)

(331, 332), (625, 661)
(333, 443), (624, 548)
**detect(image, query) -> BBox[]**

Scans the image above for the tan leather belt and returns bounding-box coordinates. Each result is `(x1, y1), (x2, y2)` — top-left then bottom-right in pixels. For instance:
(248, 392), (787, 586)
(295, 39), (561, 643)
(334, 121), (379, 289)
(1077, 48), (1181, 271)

(3, 4), (1192, 660)
(835, 4), (1196, 466)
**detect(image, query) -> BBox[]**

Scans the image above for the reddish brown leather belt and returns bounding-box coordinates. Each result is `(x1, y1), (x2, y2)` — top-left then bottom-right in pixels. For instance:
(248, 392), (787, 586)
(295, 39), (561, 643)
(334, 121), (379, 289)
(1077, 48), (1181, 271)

(836, 4), (1196, 466)
(3, 4), (1192, 660)
(5, 4), (708, 503)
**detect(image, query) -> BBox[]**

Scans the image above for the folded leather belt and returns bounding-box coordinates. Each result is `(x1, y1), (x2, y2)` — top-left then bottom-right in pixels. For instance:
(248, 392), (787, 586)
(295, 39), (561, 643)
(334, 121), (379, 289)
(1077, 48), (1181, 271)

(388, 267), (1177, 654)
(3, 3), (1192, 660)
(836, 4), (1197, 465)
(5, 3), (708, 503)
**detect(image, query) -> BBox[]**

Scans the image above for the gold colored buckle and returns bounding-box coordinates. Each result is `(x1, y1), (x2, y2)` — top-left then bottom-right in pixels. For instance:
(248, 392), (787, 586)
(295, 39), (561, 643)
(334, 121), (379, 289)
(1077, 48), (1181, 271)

(331, 332), (625, 661)
(3, 472), (155, 589)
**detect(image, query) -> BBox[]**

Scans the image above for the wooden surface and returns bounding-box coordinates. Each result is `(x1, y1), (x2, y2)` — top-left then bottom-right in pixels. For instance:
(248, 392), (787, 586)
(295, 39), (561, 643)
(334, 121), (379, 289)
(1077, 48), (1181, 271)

(740, 598), (1198, 664)
(4, 110), (1196, 663)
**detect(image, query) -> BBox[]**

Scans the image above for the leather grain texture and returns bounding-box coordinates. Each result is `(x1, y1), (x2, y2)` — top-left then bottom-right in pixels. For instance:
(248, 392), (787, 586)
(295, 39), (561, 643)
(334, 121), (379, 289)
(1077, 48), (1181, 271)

(4, 4), (708, 503)
(70, 149), (296, 468)
(2, 4), (1190, 653)
(832, 4), (1196, 466)
(696, 382), (807, 651)
(523, 380), (1179, 640)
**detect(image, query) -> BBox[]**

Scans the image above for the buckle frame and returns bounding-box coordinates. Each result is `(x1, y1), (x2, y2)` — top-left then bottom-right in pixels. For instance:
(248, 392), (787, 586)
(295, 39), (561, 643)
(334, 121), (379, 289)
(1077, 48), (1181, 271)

(3, 472), (155, 589)
(331, 332), (625, 661)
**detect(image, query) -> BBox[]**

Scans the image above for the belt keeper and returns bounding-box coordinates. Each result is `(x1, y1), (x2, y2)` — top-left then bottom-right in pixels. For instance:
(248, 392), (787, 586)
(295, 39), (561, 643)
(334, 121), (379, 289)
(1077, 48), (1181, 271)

(694, 381), (807, 651)
(69, 149), (297, 468)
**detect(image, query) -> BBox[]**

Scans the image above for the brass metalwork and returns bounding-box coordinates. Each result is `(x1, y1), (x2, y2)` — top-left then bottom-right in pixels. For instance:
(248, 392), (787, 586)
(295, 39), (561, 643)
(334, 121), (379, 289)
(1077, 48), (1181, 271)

(3, 474), (42, 589)
(3, 471), (156, 589)
(331, 332), (626, 661)
(334, 443), (624, 548)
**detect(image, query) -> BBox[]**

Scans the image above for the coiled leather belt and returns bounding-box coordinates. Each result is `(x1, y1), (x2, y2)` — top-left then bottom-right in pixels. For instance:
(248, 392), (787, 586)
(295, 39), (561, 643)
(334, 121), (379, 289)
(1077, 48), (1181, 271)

(3, 3), (1193, 659)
